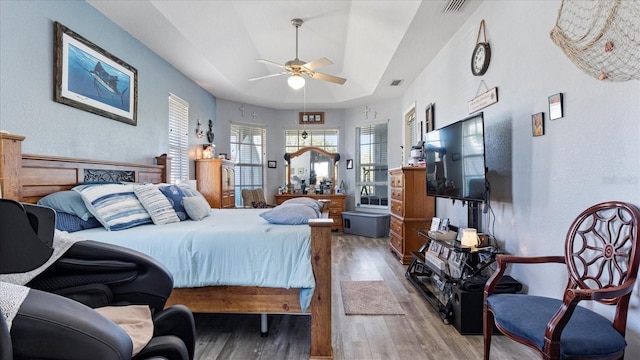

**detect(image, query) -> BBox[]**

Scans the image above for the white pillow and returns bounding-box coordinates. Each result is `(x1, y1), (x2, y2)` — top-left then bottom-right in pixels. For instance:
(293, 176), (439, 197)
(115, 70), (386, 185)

(259, 203), (320, 225)
(134, 184), (180, 225)
(281, 197), (324, 212)
(183, 196), (211, 221)
(73, 184), (152, 231)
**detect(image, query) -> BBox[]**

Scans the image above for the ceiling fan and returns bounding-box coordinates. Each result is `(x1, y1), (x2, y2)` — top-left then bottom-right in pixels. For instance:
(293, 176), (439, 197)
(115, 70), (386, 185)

(249, 18), (347, 89)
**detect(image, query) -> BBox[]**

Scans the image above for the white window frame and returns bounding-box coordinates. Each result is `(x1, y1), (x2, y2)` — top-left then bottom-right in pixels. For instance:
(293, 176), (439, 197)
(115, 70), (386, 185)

(356, 122), (388, 208)
(168, 93), (189, 184)
(231, 122), (266, 207)
(285, 129), (339, 154)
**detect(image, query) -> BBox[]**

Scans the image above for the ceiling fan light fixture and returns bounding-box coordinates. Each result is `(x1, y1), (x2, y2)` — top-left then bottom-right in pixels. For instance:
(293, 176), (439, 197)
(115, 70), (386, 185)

(288, 74), (305, 89)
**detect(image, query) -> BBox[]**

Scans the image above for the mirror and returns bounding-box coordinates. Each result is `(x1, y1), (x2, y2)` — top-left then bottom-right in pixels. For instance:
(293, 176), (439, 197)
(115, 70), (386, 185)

(285, 147), (339, 194)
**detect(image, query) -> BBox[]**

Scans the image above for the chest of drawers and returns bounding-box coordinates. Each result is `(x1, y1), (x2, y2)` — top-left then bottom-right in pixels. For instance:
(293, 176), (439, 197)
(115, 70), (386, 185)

(388, 167), (434, 264)
(195, 159), (236, 208)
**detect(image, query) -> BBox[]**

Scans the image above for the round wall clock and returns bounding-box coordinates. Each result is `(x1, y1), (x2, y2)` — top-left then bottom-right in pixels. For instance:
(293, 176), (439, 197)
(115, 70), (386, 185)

(471, 42), (491, 76)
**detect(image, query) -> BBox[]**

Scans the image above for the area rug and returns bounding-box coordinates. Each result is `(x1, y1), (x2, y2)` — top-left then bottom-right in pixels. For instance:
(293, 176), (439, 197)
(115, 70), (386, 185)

(340, 280), (405, 315)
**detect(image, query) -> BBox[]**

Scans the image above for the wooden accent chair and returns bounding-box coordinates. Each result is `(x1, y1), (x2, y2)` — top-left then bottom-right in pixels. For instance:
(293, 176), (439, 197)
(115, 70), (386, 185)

(483, 201), (640, 360)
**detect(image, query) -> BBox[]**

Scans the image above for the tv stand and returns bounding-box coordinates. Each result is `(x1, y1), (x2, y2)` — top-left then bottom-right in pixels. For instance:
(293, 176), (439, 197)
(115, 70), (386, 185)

(405, 229), (497, 325)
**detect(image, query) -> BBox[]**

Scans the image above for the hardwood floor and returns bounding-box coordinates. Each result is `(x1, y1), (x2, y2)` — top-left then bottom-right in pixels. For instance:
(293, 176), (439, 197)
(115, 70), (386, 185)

(193, 233), (538, 359)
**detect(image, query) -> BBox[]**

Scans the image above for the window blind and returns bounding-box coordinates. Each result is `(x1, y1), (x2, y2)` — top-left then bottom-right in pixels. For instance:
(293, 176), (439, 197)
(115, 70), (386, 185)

(231, 123), (266, 206)
(356, 123), (388, 207)
(284, 129), (339, 154)
(168, 94), (189, 184)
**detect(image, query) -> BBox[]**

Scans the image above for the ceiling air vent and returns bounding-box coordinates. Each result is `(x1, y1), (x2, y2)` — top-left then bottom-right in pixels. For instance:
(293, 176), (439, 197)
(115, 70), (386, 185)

(390, 79), (403, 86)
(443, 0), (466, 13)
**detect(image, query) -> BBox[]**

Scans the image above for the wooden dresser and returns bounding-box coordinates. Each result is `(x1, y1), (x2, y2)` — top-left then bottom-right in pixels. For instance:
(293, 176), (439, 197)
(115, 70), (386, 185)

(195, 159), (235, 208)
(389, 166), (435, 264)
(274, 193), (346, 232)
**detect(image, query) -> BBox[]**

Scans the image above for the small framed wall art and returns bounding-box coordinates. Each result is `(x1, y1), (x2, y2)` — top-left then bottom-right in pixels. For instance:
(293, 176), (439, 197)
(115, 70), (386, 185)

(267, 160), (277, 168)
(346, 159), (354, 169)
(532, 112), (544, 137)
(299, 112), (325, 124)
(425, 103), (435, 132)
(548, 93), (563, 120)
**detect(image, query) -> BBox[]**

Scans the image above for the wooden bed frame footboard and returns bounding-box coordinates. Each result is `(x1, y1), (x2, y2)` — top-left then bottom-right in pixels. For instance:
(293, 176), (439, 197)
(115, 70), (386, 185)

(0, 134), (333, 359)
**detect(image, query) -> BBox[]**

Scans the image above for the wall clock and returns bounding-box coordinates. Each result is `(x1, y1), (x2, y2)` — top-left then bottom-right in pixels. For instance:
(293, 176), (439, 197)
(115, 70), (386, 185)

(471, 20), (491, 76)
(471, 42), (491, 76)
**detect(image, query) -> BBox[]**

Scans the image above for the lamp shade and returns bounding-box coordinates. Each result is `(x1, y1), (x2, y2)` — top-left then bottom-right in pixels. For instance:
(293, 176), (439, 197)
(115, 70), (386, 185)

(288, 74), (305, 89)
(460, 228), (480, 247)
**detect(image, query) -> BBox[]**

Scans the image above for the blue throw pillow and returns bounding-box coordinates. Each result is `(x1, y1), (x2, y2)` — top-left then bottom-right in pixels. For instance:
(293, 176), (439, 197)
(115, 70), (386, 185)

(38, 191), (93, 221)
(55, 211), (103, 232)
(281, 197), (324, 212)
(73, 184), (152, 231)
(259, 203), (320, 225)
(158, 185), (188, 221)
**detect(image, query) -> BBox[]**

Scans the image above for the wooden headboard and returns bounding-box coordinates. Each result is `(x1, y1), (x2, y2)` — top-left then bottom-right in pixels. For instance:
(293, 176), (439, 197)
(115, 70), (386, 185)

(0, 134), (170, 203)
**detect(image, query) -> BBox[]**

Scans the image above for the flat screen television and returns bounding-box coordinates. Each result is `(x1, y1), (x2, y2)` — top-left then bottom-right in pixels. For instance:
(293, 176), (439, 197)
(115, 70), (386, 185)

(424, 112), (488, 203)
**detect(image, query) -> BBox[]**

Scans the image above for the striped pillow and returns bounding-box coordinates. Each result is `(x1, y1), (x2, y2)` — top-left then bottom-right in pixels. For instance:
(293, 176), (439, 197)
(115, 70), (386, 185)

(74, 184), (152, 231)
(134, 184), (180, 225)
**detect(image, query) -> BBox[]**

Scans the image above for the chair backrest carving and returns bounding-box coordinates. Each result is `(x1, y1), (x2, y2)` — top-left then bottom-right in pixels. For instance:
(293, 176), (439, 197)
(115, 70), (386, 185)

(565, 201), (640, 305)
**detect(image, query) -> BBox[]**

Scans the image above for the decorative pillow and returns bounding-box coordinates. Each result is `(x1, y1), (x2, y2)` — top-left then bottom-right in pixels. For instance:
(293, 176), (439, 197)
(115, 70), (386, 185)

(183, 196), (211, 221)
(177, 183), (207, 200)
(37, 191), (93, 221)
(259, 203), (320, 225)
(158, 185), (188, 221)
(55, 211), (103, 232)
(134, 184), (180, 225)
(73, 184), (152, 231)
(282, 197), (324, 212)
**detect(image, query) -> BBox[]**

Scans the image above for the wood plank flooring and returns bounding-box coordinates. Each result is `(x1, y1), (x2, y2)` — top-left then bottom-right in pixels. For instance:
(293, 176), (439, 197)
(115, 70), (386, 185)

(193, 233), (538, 359)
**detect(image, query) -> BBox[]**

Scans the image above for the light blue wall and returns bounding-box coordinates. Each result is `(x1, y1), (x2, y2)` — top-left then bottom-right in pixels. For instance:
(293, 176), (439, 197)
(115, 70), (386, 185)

(216, 97), (347, 203)
(0, 0), (215, 178)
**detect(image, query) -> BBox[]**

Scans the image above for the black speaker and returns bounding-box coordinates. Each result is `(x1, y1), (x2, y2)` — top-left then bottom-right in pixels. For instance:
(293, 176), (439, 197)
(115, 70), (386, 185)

(452, 276), (522, 335)
(451, 285), (484, 335)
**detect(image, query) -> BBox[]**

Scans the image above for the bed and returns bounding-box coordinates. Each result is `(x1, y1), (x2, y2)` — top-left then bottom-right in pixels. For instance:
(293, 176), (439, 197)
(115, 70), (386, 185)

(0, 133), (333, 360)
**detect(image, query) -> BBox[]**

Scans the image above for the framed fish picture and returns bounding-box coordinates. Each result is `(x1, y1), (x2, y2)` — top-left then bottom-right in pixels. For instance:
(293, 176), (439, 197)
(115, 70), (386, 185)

(54, 22), (137, 125)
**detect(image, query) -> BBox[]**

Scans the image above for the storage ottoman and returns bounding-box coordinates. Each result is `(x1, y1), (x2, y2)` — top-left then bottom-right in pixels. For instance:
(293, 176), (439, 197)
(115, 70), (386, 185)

(342, 211), (390, 238)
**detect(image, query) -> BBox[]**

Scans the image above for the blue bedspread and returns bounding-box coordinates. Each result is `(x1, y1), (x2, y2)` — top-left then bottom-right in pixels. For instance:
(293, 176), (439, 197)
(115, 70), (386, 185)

(75, 208), (315, 310)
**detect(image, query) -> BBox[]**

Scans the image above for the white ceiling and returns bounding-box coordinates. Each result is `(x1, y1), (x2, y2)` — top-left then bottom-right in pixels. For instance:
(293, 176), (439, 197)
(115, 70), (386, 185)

(88, 0), (482, 110)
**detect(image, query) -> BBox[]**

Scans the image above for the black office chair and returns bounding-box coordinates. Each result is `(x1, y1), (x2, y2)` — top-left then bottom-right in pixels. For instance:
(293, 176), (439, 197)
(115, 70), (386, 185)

(0, 199), (195, 360)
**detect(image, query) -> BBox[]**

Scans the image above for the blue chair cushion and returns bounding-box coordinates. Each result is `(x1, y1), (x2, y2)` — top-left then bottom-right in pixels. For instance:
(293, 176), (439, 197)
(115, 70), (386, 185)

(487, 294), (626, 358)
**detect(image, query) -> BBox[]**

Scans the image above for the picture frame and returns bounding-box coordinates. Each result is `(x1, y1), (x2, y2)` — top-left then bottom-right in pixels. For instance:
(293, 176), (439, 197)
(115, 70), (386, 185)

(299, 112), (325, 124)
(346, 159), (353, 169)
(54, 22), (137, 126)
(428, 241), (442, 255)
(267, 160), (277, 168)
(549, 93), (563, 120)
(425, 103), (435, 132)
(439, 247), (451, 261)
(532, 112), (544, 137)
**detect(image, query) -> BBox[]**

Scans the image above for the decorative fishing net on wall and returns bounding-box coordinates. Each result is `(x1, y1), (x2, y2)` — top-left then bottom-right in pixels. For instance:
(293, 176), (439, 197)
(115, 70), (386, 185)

(550, 0), (640, 81)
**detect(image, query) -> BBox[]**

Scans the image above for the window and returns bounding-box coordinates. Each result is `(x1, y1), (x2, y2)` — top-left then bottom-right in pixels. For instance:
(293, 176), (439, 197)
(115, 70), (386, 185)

(407, 109), (422, 147)
(356, 123), (388, 207)
(231, 123), (266, 206)
(285, 129), (338, 154)
(168, 94), (189, 184)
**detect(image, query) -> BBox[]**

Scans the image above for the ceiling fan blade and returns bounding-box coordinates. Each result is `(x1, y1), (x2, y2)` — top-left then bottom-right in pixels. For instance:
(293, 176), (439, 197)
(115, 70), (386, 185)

(302, 57), (333, 71)
(310, 71), (347, 85)
(248, 72), (286, 81)
(257, 59), (287, 69)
